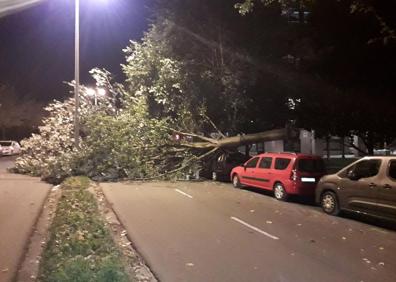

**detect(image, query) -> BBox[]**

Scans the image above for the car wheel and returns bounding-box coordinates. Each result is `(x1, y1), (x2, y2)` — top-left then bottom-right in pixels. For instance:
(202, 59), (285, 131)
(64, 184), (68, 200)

(273, 182), (288, 201)
(232, 174), (241, 188)
(321, 191), (340, 216)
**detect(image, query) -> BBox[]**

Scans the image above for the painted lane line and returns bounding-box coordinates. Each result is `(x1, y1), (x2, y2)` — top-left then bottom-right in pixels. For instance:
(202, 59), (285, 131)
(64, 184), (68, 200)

(175, 189), (193, 199)
(231, 216), (279, 240)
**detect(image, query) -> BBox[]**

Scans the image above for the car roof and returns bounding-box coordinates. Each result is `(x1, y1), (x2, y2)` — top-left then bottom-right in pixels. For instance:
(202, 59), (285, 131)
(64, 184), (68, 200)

(361, 156), (396, 159)
(255, 152), (322, 159)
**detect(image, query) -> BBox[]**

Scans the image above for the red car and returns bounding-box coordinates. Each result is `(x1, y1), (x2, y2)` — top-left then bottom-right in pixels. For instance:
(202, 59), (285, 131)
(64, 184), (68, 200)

(230, 152), (326, 201)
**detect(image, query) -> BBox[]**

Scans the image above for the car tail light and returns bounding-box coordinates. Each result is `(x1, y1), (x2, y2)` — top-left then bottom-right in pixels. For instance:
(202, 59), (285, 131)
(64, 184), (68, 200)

(290, 169), (298, 181)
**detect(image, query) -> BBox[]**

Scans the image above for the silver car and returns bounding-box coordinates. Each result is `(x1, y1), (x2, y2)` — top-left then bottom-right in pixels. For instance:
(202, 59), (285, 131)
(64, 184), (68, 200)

(316, 156), (396, 221)
(0, 140), (21, 156)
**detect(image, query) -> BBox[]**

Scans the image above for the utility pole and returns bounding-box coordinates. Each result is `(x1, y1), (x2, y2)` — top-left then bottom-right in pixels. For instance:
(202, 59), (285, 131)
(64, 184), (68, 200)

(74, 0), (80, 148)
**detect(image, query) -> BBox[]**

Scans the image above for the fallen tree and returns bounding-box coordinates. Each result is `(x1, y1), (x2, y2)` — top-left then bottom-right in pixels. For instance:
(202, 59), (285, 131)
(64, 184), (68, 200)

(13, 90), (294, 183)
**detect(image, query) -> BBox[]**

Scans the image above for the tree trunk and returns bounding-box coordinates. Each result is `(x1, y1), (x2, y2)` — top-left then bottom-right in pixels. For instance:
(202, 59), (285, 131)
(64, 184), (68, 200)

(179, 128), (292, 149)
(217, 128), (289, 148)
(298, 1), (305, 24)
(341, 136), (345, 159)
(326, 136), (330, 160)
(365, 132), (375, 156)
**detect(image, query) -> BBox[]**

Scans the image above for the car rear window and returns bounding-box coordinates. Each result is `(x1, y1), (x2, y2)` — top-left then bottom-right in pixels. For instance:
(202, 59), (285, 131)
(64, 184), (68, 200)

(274, 158), (291, 170)
(297, 158), (325, 173)
(0, 141), (12, 146)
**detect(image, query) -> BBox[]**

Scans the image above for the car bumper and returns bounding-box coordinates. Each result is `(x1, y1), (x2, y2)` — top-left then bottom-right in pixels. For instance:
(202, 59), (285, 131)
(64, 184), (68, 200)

(286, 181), (318, 196)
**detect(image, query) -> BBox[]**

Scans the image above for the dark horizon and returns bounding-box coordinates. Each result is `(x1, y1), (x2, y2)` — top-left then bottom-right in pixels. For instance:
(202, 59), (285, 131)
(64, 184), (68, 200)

(0, 0), (150, 101)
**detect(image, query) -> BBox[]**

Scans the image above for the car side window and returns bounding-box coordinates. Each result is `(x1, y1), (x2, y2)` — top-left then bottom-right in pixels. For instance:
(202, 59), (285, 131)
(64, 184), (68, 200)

(346, 159), (381, 180)
(387, 160), (396, 180)
(274, 158), (291, 170)
(245, 157), (259, 168)
(258, 157), (272, 169)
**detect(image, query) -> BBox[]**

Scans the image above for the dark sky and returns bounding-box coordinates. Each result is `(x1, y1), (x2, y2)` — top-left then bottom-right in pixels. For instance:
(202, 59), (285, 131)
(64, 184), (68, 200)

(0, 0), (150, 101)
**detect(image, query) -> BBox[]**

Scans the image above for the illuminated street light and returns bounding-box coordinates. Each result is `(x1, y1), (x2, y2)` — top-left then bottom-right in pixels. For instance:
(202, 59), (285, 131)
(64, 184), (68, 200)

(86, 88), (96, 97)
(74, 0), (109, 148)
(86, 87), (106, 106)
(97, 88), (106, 96)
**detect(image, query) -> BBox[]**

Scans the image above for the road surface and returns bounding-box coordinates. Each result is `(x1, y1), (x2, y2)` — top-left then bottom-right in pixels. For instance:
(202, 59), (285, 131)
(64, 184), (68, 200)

(0, 156), (50, 282)
(102, 181), (396, 282)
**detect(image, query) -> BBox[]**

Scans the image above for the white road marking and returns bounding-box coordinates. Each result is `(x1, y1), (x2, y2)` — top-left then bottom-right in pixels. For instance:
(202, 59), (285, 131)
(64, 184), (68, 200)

(231, 216), (279, 240)
(175, 189), (193, 199)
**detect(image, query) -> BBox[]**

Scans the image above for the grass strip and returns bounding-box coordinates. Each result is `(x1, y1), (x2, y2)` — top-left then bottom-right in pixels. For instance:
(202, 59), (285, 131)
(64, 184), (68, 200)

(38, 176), (129, 282)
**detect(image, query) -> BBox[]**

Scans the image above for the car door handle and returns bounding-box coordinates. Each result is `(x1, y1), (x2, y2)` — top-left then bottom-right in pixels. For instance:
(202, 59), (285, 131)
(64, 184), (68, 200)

(383, 184), (392, 190)
(369, 183), (377, 188)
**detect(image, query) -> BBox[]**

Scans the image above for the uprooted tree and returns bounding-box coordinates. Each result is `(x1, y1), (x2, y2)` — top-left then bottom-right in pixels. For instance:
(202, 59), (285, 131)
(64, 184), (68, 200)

(13, 84), (290, 183)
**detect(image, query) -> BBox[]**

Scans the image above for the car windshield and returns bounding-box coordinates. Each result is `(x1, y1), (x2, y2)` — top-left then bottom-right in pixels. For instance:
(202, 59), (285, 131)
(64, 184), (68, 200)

(0, 141), (12, 146)
(297, 158), (325, 173)
(226, 153), (248, 164)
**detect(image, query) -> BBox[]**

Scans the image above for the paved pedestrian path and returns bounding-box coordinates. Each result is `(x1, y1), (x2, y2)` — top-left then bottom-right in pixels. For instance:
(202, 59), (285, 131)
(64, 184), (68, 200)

(0, 158), (50, 282)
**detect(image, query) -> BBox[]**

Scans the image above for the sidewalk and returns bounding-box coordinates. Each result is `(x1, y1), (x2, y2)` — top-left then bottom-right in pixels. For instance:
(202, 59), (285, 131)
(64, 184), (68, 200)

(0, 163), (51, 282)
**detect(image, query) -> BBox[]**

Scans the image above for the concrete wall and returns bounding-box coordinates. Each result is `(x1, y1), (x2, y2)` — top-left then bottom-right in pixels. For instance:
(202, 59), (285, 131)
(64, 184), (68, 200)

(264, 140), (284, 152)
(299, 130), (313, 154)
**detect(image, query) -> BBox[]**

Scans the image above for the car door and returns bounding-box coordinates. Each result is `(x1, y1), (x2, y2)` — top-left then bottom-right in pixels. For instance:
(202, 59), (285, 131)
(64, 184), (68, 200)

(254, 157), (273, 190)
(270, 157), (292, 188)
(338, 159), (381, 214)
(376, 159), (396, 220)
(240, 157), (260, 186)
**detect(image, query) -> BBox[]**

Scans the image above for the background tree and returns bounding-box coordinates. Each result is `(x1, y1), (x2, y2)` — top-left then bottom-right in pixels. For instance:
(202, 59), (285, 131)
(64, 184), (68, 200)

(0, 84), (44, 140)
(148, 0), (303, 135)
(235, 0), (396, 154)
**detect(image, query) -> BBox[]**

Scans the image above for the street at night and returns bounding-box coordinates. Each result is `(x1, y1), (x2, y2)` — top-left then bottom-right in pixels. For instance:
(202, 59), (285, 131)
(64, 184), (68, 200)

(101, 181), (396, 282)
(1, 0), (396, 281)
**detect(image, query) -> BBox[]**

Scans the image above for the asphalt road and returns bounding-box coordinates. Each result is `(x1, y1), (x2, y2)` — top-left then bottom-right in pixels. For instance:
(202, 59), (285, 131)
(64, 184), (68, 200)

(0, 156), (50, 282)
(102, 181), (396, 282)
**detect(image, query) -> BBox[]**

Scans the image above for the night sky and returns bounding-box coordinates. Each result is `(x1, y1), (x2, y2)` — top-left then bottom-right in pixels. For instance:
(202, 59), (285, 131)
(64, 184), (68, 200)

(0, 0), (149, 101)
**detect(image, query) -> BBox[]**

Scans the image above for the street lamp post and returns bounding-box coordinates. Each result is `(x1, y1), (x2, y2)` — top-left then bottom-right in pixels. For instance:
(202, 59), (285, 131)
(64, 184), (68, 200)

(74, 0), (80, 148)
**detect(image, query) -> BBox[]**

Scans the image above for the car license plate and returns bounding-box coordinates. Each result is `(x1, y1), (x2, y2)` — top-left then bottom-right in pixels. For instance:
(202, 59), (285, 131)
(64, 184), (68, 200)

(301, 177), (315, 183)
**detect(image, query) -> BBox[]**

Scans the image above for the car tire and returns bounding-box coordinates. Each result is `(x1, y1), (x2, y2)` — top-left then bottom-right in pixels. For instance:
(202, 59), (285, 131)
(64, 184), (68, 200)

(232, 174), (241, 188)
(320, 191), (340, 216)
(273, 182), (288, 201)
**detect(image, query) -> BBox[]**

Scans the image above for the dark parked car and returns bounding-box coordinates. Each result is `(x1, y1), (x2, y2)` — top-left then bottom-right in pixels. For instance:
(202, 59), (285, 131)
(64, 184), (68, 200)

(201, 151), (250, 181)
(316, 156), (396, 221)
